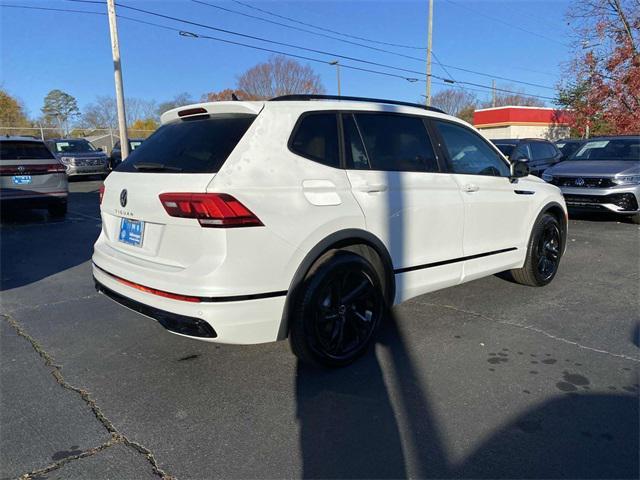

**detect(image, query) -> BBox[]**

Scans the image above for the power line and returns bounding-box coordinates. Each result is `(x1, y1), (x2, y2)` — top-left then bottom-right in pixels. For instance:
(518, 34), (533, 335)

(192, 0), (427, 63)
(68, 0), (558, 92)
(443, 0), (570, 48)
(3, 2), (557, 102)
(228, 0), (560, 84)
(231, 0), (426, 50)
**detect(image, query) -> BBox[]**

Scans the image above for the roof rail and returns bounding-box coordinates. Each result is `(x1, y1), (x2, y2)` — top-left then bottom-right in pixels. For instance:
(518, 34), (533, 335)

(270, 94), (446, 114)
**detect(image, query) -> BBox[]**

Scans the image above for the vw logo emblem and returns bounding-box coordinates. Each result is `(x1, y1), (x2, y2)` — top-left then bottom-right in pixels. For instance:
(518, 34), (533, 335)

(575, 178), (585, 186)
(120, 189), (128, 207)
(17, 165), (25, 173)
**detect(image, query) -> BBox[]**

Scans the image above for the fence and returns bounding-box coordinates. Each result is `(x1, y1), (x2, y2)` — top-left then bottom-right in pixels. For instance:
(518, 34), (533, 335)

(0, 126), (156, 154)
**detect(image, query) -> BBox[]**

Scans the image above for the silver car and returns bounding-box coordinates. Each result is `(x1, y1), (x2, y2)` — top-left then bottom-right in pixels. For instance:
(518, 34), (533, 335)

(0, 136), (68, 217)
(542, 136), (640, 224)
(46, 138), (109, 178)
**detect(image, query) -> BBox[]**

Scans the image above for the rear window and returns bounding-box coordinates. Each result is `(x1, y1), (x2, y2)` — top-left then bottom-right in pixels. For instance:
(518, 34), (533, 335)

(0, 141), (55, 160)
(116, 114), (256, 173)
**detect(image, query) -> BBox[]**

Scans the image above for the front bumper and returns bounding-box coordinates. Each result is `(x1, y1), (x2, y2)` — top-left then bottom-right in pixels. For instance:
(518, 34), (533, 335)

(92, 263), (286, 344)
(66, 164), (109, 176)
(559, 185), (640, 214)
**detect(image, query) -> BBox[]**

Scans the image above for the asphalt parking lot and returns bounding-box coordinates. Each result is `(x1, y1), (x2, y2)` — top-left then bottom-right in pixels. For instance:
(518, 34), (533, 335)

(1, 179), (638, 480)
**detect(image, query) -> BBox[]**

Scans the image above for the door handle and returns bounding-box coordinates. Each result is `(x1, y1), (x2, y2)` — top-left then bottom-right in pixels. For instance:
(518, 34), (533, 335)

(360, 183), (388, 193)
(461, 184), (480, 193)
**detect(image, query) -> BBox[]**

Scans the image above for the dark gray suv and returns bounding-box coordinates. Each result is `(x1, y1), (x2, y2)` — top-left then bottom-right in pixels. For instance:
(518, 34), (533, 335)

(491, 138), (562, 177)
(46, 138), (109, 178)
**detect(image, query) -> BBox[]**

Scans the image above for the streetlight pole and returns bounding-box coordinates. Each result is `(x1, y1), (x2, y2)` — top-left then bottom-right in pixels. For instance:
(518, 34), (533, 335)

(330, 60), (341, 96)
(106, 0), (129, 160)
(426, 0), (434, 106)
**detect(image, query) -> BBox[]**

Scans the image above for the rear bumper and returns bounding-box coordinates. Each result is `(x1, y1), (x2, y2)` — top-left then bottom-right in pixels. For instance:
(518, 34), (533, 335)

(92, 263), (286, 344)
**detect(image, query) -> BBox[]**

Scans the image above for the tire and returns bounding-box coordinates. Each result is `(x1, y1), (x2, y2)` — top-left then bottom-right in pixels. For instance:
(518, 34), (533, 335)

(289, 250), (385, 368)
(510, 213), (562, 287)
(48, 201), (67, 218)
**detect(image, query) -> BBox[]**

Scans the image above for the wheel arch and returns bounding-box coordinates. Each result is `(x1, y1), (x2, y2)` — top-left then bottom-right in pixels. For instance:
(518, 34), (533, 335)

(277, 229), (395, 340)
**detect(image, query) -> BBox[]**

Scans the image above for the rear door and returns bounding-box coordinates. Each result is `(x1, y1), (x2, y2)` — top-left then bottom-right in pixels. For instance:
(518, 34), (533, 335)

(343, 112), (465, 301)
(431, 120), (532, 280)
(101, 112), (258, 269)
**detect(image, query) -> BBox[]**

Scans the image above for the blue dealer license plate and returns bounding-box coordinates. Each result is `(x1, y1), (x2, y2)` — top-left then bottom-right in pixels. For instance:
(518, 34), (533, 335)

(12, 175), (32, 185)
(119, 218), (144, 247)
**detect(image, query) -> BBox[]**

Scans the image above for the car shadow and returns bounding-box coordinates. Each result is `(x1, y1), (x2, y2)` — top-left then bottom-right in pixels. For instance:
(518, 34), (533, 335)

(0, 190), (100, 291)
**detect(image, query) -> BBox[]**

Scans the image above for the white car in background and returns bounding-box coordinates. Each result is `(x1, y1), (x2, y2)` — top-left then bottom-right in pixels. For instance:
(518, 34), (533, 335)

(0, 136), (68, 217)
(93, 95), (567, 367)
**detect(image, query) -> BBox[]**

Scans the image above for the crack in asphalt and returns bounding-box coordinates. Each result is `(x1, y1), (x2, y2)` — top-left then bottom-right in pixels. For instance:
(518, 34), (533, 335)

(2, 314), (176, 480)
(414, 301), (640, 363)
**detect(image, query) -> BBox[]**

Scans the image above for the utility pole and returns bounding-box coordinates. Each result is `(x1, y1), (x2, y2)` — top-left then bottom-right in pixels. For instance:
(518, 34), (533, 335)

(329, 60), (341, 96)
(107, 0), (129, 160)
(492, 79), (496, 107)
(425, 0), (434, 106)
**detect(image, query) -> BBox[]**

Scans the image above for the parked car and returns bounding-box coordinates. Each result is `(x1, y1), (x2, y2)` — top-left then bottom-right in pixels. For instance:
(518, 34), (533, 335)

(109, 138), (144, 169)
(0, 136), (68, 217)
(46, 138), (109, 178)
(491, 138), (563, 176)
(93, 95), (567, 367)
(555, 138), (585, 161)
(542, 136), (640, 224)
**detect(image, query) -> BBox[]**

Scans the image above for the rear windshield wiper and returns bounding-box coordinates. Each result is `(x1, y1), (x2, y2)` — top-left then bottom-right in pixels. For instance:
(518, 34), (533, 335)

(133, 162), (183, 172)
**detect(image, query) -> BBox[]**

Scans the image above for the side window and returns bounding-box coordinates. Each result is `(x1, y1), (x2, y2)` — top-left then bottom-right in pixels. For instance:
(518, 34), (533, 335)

(343, 114), (370, 170)
(353, 113), (439, 172)
(435, 121), (510, 177)
(530, 142), (548, 160)
(290, 113), (340, 168)
(512, 144), (530, 160)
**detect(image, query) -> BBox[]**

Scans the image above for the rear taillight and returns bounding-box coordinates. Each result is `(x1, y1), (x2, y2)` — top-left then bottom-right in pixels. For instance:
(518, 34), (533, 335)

(47, 163), (67, 173)
(99, 185), (105, 205)
(159, 193), (263, 228)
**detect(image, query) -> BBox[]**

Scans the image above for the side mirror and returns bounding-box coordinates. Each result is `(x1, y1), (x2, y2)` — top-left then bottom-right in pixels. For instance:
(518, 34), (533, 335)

(510, 160), (529, 182)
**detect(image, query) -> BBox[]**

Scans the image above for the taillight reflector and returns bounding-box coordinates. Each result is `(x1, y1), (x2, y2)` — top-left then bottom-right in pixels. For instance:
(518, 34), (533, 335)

(0, 163), (66, 175)
(109, 271), (201, 303)
(99, 184), (105, 204)
(159, 193), (263, 228)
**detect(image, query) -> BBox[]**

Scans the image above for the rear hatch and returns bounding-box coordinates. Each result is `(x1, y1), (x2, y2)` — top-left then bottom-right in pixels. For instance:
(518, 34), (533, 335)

(99, 103), (262, 272)
(0, 140), (66, 198)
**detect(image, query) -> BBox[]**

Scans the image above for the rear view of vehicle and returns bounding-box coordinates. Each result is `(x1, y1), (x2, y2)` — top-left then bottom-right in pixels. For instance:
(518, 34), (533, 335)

(543, 136), (640, 223)
(92, 103), (285, 343)
(0, 137), (68, 217)
(46, 138), (109, 178)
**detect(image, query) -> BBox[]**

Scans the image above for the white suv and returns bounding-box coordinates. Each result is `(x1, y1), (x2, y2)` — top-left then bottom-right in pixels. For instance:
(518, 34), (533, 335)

(93, 95), (567, 367)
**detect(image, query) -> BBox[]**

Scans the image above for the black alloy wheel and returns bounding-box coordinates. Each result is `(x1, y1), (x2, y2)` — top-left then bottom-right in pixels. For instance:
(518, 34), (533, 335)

(290, 251), (385, 367)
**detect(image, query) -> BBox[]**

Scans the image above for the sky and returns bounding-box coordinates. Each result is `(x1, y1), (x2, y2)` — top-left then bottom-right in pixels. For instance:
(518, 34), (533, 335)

(0, 0), (574, 119)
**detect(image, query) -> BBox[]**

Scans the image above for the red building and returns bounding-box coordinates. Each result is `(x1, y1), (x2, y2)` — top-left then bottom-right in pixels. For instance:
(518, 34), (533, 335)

(473, 106), (571, 140)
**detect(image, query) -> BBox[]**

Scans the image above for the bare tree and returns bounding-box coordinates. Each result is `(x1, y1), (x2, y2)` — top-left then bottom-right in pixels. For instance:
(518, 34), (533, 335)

(82, 96), (159, 130)
(430, 89), (478, 117)
(237, 55), (325, 99)
(157, 93), (194, 116)
(481, 85), (545, 108)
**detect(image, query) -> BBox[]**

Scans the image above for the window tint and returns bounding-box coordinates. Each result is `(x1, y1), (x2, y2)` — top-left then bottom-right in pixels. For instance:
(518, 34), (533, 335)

(117, 114), (255, 173)
(353, 113), (438, 172)
(0, 141), (55, 160)
(511, 144), (530, 161)
(495, 144), (514, 157)
(290, 113), (339, 168)
(343, 114), (370, 169)
(435, 121), (509, 176)
(530, 142), (550, 160)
